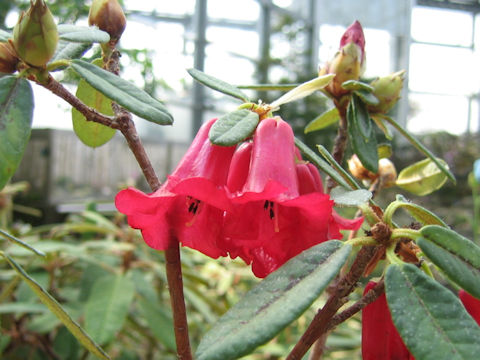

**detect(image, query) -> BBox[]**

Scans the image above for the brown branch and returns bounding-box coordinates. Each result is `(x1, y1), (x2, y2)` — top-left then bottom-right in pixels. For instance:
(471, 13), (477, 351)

(328, 279), (384, 330)
(327, 99), (349, 192)
(40, 52), (192, 359)
(38, 75), (119, 129)
(287, 246), (376, 360)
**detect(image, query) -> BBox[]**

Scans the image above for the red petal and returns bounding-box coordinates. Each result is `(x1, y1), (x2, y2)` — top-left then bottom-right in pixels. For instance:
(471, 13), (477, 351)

(362, 282), (412, 360)
(459, 290), (480, 326)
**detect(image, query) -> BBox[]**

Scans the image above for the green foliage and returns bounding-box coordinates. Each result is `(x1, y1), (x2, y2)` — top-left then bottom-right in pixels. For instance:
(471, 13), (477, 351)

(396, 158), (449, 196)
(72, 58), (116, 147)
(70, 59), (174, 125)
(208, 109), (259, 146)
(418, 225), (480, 298)
(386, 263), (480, 360)
(196, 241), (352, 360)
(0, 76), (33, 191)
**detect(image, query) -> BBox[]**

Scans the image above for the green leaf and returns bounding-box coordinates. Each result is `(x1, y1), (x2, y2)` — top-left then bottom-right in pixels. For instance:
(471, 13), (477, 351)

(51, 41), (91, 63)
(347, 96), (378, 173)
(70, 59), (173, 125)
(383, 194), (447, 227)
(381, 115), (456, 184)
(270, 74), (334, 109)
(138, 298), (176, 351)
(418, 225), (480, 298)
(0, 29), (11, 42)
(58, 25), (110, 43)
(330, 187), (372, 207)
(341, 80), (374, 92)
(72, 59), (116, 147)
(385, 263), (480, 360)
(315, 144), (363, 190)
(294, 138), (352, 190)
(353, 94), (373, 140)
(85, 273), (135, 345)
(0, 76), (34, 191)
(0, 228), (45, 256)
(187, 68), (249, 102)
(304, 107), (340, 133)
(0, 253), (110, 360)
(396, 158), (449, 196)
(237, 84), (297, 91)
(195, 241), (352, 360)
(208, 109), (259, 146)
(354, 89), (379, 106)
(0, 302), (46, 314)
(371, 114), (393, 140)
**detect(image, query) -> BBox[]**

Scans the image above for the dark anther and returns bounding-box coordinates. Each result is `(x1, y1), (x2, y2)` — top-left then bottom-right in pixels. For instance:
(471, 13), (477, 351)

(264, 200), (269, 210)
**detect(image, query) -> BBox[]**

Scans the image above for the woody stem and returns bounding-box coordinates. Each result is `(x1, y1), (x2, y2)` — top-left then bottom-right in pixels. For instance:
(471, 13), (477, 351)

(286, 246), (376, 360)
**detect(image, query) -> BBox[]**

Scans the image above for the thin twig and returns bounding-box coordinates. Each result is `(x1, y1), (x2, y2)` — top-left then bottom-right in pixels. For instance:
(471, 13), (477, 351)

(327, 100), (349, 192)
(328, 279), (384, 330)
(286, 246), (376, 360)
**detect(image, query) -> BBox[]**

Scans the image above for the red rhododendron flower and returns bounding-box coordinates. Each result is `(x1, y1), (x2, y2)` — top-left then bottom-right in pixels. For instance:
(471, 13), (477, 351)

(115, 118), (236, 258)
(221, 117), (363, 277)
(459, 290), (480, 326)
(362, 281), (414, 360)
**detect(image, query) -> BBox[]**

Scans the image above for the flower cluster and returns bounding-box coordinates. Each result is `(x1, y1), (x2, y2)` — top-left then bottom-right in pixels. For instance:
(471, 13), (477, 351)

(116, 117), (362, 277)
(362, 283), (480, 359)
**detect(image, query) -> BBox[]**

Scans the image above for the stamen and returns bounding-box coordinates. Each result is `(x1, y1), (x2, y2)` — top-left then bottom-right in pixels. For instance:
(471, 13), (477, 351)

(186, 198), (202, 226)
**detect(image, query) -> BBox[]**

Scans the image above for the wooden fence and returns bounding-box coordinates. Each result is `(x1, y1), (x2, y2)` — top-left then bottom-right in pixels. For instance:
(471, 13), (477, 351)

(12, 129), (189, 212)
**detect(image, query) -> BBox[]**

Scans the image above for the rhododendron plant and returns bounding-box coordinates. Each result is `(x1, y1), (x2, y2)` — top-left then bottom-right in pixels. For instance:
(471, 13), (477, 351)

(2, 3), (480, 360)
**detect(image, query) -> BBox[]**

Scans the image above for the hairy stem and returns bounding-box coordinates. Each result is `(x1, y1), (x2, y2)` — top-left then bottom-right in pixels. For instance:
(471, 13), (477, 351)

(286, 246), (376, 360)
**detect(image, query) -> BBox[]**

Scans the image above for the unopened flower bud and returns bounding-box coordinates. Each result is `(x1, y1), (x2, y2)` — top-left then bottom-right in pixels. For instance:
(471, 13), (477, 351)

(367, 70), (405, 114)
(88, 0), (126, 44)
(13, 0), (58, 67)
(348, 154), (377, 182)
(378, 158), (397, 188)
(319, 21), (366, 98)
(0, 42), (19, 73)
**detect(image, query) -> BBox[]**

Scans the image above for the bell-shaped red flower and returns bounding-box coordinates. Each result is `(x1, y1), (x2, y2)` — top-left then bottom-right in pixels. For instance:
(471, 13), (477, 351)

(222, 117), (363, 277)
(459, 290), (480, 326)
(115, 118), (236, 257)
(362, 281), (414, 360)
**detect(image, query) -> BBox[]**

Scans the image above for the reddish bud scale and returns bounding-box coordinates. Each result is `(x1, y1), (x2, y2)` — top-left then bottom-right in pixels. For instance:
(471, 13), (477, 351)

(88, 0), (126, 43)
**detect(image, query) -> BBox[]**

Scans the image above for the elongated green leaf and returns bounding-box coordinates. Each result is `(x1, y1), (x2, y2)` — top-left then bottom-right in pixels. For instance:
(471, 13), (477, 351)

(354, 89), (379, 106)
(187, 68), (249, 102)
(386, 263), (480, 360)
(418, 225), (480, 298)
(0, 229), (45, 256)
(315, 144), (362, 190)
(138, 298), (176, 351)
(330, 187), (372, 207)
(341, 80), (374, 92)
(195, 241), (352, 360)
(85, 273), (135, 345)
(383, 194), (447, 227)
(0, 29), (11, 42)
(51, 41), (91, 63)
(371, 114), (393, 139)
(58, 25), (110, 43)
(396, 158), (449, 196)
(0, 76), (34, 191)
(353, 94), (372, 140)
(347, 95), (378, 173)
(237, 84), (297, 91)
(0, 253), (110, 360)
(70, 59), (173, 125)
(294, 138), (352, 190)
(270, 74), (334, 109)
(382, 115), (455, 184)
(0, 302), (46, 314)
(72, 59), (116, 147)
(304, 107), (340, 133)
(208, 109), (259, 146)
